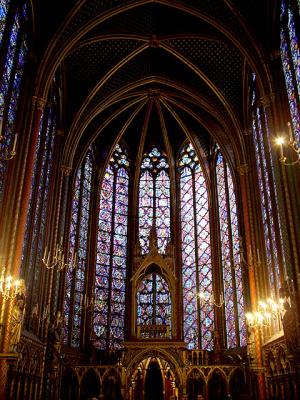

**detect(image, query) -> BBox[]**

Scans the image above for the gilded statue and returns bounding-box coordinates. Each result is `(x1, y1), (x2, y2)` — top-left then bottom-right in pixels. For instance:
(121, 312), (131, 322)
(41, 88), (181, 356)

(9, 280), (26, 352)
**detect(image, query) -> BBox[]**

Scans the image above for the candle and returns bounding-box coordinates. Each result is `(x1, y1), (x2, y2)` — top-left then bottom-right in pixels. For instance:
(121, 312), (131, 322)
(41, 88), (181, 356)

(43, 246), (47, 261)
(73, 251), (77, 268)
(256, 249), (260, 264)
(279, 142), (283, 159)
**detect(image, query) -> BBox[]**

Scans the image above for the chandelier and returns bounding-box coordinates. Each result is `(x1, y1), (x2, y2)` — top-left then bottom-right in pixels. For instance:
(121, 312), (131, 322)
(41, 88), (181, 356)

(42, 238), (77, 271)
(245, 297), (283, 330)
(0, 119), (18, 161)
(198, 291), (224, 308)
(276, 122), (300, 166)
(0, 271), (25, 299)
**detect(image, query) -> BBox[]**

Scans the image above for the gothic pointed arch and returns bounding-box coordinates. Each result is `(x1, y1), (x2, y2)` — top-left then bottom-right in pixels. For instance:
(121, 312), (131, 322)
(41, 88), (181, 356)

(64, 149), (94, 347)
(138, 146), (171, 255)
(178, 142), (214, 350)
(93, 143), (130, 350)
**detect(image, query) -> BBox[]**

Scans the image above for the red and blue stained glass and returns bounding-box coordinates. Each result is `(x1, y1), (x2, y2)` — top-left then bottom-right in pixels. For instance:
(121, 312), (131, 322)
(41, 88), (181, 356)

(179, 143), (214, 350)
(280, 2), (300, 143)
(139, 148), (170, 254)
(64, 152), (93, 347)
(0, 0), (8, 44)
(216, 152), (246, 348)
(252, 108), (280, 295)
(137, 273), (171, 332)
(0, 5), (27, 199)
(94, 144), (129, 350)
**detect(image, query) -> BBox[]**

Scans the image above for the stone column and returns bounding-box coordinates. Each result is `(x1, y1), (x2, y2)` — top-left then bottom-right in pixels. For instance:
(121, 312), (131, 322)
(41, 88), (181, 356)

(238, 163), (266, 400)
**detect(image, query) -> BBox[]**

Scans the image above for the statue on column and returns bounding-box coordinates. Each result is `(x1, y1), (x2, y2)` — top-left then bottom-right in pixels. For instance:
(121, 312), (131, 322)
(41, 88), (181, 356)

(9, 280), (26, 352)
(47, 310), (63, 363)
(282, 300), (300, 354)
(280, 282), (300, 355)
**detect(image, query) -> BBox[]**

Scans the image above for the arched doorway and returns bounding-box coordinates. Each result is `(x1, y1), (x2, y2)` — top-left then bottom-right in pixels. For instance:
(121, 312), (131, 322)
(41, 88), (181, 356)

(130, 356), (177, 400)
(144, 361), (164, 400)
(208, 370), (227, 400)
(80, 369), (100, 400)
(187, 369), (205, 400)
(103, 370), (122, 400)
(60, 368), (78, 400)
(229, 369), (247, 399)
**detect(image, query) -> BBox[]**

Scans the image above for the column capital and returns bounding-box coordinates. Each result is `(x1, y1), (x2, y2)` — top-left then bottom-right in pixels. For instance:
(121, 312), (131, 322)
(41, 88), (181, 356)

(259, 94), (274, 108)
(60, 165), (72, 176)
(237, 164), (249, 175)
(243, 128), (252, 136)
(32, 96), (47, 111)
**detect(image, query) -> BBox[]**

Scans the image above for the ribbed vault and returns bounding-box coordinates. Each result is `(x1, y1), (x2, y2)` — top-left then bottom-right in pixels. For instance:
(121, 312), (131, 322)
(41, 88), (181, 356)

(33, 0), (277, 171)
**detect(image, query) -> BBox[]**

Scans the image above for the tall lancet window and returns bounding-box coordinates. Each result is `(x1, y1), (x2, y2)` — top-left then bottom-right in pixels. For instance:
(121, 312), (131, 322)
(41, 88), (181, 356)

(0, 1), (28, 200)
(179, 143), (214, 350)
(139, 147), (170, 254)
(280, 0), (300, 142)
(64, 151), (93, 348)
(251, 74), (281, 295)
(21, 90), (57, 329)
(94, 144), (129, 350)
(216, 152), (246, 348)
(0, 1), (9, 43)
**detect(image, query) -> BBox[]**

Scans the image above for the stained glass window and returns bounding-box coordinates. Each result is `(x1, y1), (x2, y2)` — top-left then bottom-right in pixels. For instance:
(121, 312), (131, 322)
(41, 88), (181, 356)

(251, 75), (281, 296)
(93, 144), (129, 350)
(21, 94), (57, 329)
(216, 152), (246, 348)
(139, 148), (170, 254)
(64, 151), (93, 348)
(137, 273), (172, 330)
(179, 143), (214, 350)
(0, 2), (28, 201)
(0, 0), (9, 44)
(280, 0), (300, 142)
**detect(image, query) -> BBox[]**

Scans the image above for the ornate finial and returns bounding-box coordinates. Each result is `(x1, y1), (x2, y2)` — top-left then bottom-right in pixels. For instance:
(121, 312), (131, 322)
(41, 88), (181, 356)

(134, 240), (142, 257)
(149, 222), (158, 249)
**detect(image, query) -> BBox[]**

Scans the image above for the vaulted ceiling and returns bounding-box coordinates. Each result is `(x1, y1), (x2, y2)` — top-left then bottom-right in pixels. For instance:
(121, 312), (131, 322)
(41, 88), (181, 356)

(32, 0), (279, 170)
